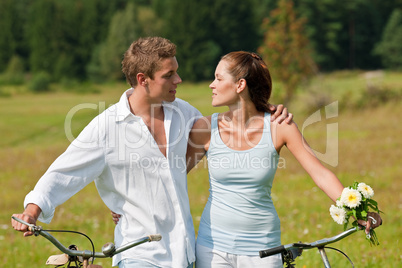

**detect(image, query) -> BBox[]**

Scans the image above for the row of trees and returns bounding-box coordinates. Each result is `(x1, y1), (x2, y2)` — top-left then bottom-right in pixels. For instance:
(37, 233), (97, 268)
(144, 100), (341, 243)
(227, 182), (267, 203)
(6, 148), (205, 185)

(0, 0), (401, 85)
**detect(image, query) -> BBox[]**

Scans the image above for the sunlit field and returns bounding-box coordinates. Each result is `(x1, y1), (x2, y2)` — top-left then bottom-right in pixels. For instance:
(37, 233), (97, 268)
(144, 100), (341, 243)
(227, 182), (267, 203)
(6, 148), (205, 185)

(0, 72), (401, 267)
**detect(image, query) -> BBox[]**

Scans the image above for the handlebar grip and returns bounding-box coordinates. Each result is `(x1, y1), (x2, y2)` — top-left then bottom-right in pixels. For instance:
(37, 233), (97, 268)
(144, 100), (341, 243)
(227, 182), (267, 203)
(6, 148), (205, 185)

(259, 245), (285, 258)
(11, 216), (38, 233)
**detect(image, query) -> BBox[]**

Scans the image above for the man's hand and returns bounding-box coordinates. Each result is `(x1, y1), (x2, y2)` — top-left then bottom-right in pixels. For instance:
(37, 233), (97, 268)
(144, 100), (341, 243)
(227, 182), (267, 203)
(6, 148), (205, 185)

(11, 203), (41, 237)
(269, 104), (293, 124)
(357, 212), (383, 234)
(11, 213), (37, 237)
(111, 211), (121, 225)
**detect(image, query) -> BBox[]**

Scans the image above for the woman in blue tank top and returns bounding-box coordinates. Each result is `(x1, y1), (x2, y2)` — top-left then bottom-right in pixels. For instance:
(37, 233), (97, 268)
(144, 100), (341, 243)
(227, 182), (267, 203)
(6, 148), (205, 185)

(186, 51), (382, 268)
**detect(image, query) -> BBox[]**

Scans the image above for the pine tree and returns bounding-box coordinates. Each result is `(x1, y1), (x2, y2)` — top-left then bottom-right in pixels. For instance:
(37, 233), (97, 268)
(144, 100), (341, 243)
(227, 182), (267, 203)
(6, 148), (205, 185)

(0, 0), (29, 73)
(374, 9), (402, 69)
(0, 0), (16, 72)
(27, 0), (56, 74)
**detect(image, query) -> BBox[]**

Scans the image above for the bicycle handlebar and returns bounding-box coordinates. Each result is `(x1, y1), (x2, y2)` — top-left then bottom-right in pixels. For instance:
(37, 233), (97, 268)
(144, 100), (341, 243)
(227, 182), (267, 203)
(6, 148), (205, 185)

(11, 216), (162, 258)
(259, 227), (360, 258)
(259, 245), (286, 258)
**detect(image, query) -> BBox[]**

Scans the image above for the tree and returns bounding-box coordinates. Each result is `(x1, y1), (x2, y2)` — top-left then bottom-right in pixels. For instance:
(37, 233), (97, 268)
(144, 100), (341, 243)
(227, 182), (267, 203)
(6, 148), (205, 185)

(0, 0), (17, 72)
(0, 0), (29, 73)
(293, 0), (400, 70)
(27, 0), (56, 74)
(209, 0), (260, 54)
(258, 0), (317, 104)
(88, 3), (140, 81)
(163, 0), (221, 81)
(374, 9), (402, 69)
(293, 0), (346, 70)
(163, 0), (260, 81)
(78, 0), (127, 81)
(51, 0), (82, 80)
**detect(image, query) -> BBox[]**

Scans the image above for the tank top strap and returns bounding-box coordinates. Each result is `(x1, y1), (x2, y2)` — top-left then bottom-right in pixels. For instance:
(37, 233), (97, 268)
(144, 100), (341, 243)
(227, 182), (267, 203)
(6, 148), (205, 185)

(263, 112), (278, 153)
(209, 113), (220, 149)
(211, 113), (219, 131)
(263, 112), (271, 135)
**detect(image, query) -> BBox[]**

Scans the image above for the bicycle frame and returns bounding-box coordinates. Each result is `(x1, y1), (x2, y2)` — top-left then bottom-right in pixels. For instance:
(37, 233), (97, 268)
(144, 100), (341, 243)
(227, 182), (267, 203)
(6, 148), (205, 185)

(260, 227), (361, 268)
(12, 216), (161, 268)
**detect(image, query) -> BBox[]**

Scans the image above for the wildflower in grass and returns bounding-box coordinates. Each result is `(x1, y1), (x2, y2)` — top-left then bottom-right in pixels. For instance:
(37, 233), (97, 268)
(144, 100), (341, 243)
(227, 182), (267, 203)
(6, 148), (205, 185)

(329, 205), (347, 224)
(358, 182), (374, 199)
(340, 187), (362, 208)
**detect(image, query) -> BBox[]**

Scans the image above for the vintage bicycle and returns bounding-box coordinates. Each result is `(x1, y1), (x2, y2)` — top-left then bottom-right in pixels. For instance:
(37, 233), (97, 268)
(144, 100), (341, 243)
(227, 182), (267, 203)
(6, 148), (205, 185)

(11, 216), (161, 268)
(260, 226), (363, 268)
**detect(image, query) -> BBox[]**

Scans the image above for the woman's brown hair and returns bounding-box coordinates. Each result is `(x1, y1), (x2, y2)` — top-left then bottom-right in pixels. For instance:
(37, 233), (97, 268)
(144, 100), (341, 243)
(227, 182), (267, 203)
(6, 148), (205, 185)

(221, 51), (272, 113)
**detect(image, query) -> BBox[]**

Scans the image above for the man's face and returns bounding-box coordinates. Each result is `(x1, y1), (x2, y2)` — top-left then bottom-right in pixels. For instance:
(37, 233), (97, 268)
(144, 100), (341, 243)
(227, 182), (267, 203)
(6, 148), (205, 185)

(146, 57), (182, 103)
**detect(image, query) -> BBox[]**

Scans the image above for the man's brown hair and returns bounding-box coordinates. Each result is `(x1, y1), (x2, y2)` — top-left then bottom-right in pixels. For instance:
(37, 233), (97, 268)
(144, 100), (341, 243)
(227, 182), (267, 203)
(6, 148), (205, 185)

(122, 37), (176, 87)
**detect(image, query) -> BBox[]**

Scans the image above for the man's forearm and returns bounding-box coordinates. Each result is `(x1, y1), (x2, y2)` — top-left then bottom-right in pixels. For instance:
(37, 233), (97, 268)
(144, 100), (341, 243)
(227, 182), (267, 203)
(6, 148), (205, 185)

(24, 203), (42, 221)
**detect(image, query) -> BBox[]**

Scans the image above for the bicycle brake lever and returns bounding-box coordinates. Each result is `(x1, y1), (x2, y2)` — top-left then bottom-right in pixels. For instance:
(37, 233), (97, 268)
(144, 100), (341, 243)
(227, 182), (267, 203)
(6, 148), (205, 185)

(30, 225), (43, 236)
(288, 247), (303, 259)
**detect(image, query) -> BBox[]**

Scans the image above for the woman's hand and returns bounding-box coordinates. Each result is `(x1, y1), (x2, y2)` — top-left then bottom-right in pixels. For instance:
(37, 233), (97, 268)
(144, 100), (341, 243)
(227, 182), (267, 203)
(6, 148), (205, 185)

(111, 211), (121, 225)
(358, 212), (383, 234)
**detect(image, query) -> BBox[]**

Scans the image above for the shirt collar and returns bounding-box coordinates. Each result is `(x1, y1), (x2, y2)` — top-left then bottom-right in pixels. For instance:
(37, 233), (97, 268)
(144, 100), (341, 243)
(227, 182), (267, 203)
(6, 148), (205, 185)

(115, 88), (136, 122)
(115, 88), (178, 122)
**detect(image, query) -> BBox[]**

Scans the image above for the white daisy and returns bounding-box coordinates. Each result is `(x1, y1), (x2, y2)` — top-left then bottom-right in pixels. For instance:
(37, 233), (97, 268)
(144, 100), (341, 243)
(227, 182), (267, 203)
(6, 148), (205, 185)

(358, 182), (374, 199)
(340, 187), (362, 209)
(330, 205), (347, 225)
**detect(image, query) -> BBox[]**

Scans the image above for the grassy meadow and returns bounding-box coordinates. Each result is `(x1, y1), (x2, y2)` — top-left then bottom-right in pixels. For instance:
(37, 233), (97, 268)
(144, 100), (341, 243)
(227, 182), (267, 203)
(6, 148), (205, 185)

(0, 71), (401, 267)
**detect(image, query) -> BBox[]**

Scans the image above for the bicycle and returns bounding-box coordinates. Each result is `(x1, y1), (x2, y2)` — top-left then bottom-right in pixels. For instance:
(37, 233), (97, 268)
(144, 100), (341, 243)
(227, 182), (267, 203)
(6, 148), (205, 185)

(11, 216), (162, 268)
(259, 226), (362, 268)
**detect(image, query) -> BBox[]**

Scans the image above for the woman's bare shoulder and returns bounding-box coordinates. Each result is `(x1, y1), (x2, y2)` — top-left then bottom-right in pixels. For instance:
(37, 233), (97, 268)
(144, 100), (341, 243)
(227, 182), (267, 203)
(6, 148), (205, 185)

(271, 119), (301, 148)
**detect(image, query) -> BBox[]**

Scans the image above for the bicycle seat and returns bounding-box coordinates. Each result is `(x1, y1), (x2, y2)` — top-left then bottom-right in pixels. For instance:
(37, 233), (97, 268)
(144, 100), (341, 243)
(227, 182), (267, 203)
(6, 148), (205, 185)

(46, 253), (69, 265)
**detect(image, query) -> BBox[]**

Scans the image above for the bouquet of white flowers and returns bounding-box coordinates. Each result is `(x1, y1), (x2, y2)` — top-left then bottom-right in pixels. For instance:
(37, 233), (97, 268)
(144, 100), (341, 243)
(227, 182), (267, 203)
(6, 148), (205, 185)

(329, 182), (381, 246)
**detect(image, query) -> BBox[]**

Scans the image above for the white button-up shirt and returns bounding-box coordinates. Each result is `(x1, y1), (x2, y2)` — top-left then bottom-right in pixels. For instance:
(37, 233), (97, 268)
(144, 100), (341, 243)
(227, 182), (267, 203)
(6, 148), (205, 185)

(24, 89), (202, 267)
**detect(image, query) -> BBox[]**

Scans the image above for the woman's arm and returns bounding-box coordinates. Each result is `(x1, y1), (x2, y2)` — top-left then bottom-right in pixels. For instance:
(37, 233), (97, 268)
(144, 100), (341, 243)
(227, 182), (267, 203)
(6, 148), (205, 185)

(274, 121), (382, 233)
(274, 121), (343, 201)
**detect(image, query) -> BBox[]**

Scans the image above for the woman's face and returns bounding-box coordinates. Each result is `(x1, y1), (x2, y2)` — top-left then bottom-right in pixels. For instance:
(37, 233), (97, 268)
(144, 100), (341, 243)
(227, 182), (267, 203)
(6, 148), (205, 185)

(209, 60), (239, 107)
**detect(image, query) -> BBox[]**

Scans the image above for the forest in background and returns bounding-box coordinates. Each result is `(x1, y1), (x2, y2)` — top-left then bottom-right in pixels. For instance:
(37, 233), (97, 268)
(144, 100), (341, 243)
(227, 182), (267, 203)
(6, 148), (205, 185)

(0, 0), (401, 87)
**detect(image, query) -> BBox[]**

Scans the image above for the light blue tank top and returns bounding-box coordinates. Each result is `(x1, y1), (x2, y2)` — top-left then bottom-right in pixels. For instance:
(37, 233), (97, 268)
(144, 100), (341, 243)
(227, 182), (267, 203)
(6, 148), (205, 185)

(197, 112), (281, 255)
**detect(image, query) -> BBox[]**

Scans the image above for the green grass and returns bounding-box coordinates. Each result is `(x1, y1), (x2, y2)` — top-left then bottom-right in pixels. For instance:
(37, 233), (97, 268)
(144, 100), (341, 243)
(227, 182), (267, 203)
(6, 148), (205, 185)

(1, 72), (401, 267)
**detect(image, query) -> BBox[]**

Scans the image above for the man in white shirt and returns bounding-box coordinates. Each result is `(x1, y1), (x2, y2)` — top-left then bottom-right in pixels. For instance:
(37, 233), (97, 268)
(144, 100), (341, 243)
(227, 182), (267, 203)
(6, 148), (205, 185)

(11, 37), (291, 267)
